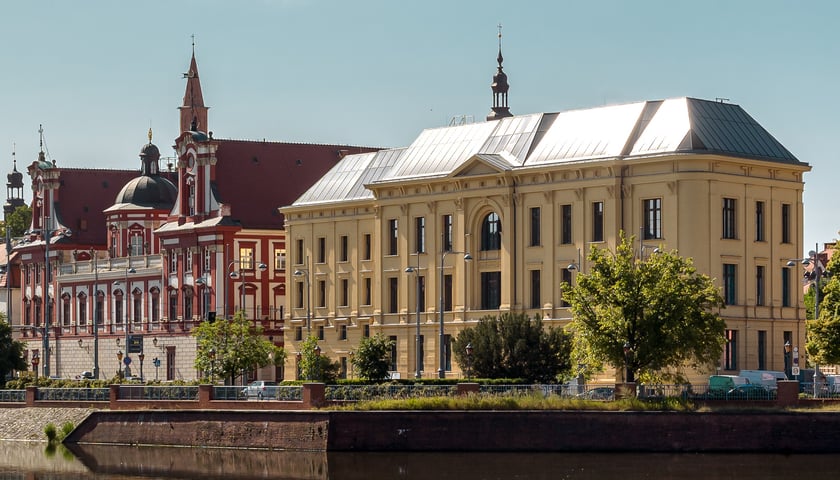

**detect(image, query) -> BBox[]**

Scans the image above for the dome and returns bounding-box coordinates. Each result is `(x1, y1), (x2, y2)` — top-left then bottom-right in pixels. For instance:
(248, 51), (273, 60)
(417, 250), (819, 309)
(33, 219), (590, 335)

(140, 143), (160, 160)
(114, 175), (177, 210)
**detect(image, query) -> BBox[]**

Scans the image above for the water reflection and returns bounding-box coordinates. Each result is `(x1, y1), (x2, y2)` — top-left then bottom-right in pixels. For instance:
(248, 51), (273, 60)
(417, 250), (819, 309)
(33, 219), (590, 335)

(2, 441), (838, 479)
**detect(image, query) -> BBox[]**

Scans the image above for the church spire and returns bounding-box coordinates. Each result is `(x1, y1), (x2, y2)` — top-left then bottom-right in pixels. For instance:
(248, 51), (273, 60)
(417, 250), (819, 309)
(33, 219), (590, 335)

(179, 35), (209, 133)
(486, 24), (512, 121)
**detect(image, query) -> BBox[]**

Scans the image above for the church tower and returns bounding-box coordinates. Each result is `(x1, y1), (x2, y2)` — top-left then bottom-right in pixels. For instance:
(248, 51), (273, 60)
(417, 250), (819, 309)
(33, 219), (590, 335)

(179, 40), (209, 133)
(5, 150), (26, 217)
(486, 26), (512, 121)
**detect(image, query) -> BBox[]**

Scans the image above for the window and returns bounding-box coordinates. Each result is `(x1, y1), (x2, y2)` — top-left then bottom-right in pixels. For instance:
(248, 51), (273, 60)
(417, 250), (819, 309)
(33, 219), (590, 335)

(294, 326), (303, 341)
(530, 269), (541, 309)
(444, 334), (452, 371)
(318, 280), (326, 308)
(592, 202), (604, 242)
(444, 274), (452, 311)
(77, 293), (87, 326)
(133, 295), (142, 323)
(338, 324), (347, 340)
(340, 357), (348, 379)
(62, 296), (71, 326)
(340, 279), (349, 307)
(417, 276), (425, 311)
(363, 277), (372, 306)
(363, 234), (372, 261)
(481, 271), (502, 310)
(561, 268), (572, 307)
(363, 324), (370, 338)
(417, 335), (425, 373)
(388, 219), (398, 255)
(130, 234), (144, 256)
(296, 281), (304, 308)
(414, 217), (426, 253)
(274, 248), (286, 270)
(782, 203), (791, 244)
(204, 248), (212, 271)
(295, 239), (304, 264)
(782, 268), (791, 307)
(169, 250), (178, 273)
(151, 288), (160, 323)
(388, 277), (398, 313)
(757, 330), (767, 370)
(339, 236), (348, 262)
(317, 325), (325, 340)
(317, 237), (326, 263)
(724, 264), (737, 305)
(643, 198), (661, 240)
(184, 292), (193, 320)
(388, 335), (398, 371)
(239, 247), (254, 270)
(169, 291), (178, 320)
(561, 204), (572, 245)
(725, 329), (738, 370)
(480, 212), (502, 251)
(185, 250), (193, 273)
(756, 266), (765, 306)
(115, 292), (124, 325)
(95, 292), (104, 326)
(442, 214), (453, 252)
(529, 207), (541, 247)
(723, 198), (737, 239)
(755, 201), (765, 242)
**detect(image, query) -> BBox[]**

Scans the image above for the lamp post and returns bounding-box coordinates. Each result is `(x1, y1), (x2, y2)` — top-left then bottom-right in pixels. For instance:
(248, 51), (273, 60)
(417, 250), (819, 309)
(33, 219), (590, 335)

(31, 352), (40, 380)
(153, 357), (161, 381)
(138, 351), (145, 381)
(405, 254), (423, 379)
(89, 249), (101, 379)
(465, 342), (473, 381)
(437, 249), (472, 379)
(787, 244), (824, 397)
(226, 257), (267, 319)
(116, 350), (123, 378)
(349, 350), (355, 380)
(295, 352), (302, 380)
(623, 341), (634, 384)
(114, 267), (136, 372)
(208, 348), (216, 383)
(294, 259), (312, 337)
(36, 215), (72, 379)
(314, 344), (321, 381)
(784, 341), (792, 380)
(195, 275), (211, 321)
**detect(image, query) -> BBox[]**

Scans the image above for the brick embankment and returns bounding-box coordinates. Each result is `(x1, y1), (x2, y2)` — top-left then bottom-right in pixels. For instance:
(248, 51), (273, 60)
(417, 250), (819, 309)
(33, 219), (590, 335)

(0, 407), (96, 442)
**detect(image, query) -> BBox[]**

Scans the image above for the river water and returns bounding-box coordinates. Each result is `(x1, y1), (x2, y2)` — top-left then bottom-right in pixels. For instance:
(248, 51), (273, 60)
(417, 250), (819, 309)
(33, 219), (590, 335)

(1, 441), (837, 479)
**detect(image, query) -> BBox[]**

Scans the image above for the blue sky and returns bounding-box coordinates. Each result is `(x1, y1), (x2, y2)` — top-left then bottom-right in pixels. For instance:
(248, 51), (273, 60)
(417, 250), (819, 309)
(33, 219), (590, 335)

(1, 0), (837, 252)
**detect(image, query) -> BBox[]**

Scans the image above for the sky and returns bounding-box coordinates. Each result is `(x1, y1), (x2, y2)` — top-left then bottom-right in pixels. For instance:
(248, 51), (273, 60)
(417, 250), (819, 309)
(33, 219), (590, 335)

(0, 0), (838, 253)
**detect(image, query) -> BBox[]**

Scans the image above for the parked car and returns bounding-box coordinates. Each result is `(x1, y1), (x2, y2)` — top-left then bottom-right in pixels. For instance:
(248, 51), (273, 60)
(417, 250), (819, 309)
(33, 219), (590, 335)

(241, 381), (278, 400)
(577, 387), (615, 400)
(726, 384), (773, 400)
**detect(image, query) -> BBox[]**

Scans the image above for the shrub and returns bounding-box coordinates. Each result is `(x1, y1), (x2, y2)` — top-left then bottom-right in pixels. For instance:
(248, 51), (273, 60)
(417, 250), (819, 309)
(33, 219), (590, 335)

(44, 422), (57, 443)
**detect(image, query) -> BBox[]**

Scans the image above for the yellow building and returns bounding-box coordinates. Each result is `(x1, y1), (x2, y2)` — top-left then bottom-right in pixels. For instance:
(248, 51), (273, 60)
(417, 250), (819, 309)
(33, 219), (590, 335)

(281, 97), (811, 383)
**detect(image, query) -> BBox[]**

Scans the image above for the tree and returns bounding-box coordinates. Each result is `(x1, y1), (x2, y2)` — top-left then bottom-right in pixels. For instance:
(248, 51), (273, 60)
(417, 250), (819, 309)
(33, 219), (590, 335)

(807, 251), (839, 364)
(562, 233), (726, 385)
(351, 333), (393, 381)
(192, 312), (284, 383)
(0, 315), (28, 387)
(296, 336), (340, 382)
(453, 312), (573, 383)
(0, 205), (32, 238)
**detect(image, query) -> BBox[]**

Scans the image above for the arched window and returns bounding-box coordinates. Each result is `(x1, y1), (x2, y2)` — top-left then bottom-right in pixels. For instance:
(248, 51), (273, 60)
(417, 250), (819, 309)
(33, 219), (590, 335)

(77, 292), (87, 326)
(480, 212), (502, 251)
(62, 293), (72, 326)
(150, 287), (160, 323)
(132, 288), (143, 324)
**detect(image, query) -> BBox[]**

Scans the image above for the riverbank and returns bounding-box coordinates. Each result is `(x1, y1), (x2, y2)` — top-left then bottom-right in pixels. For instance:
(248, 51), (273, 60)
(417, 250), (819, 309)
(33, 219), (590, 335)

(0, 408), (95, 442)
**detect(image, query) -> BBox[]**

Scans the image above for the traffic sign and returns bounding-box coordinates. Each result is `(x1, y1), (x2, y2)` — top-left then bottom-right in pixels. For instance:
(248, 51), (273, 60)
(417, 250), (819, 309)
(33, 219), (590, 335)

(792, 367), (800, 376)
(124, 356), (132, 366)
(128, 335), (144, 354)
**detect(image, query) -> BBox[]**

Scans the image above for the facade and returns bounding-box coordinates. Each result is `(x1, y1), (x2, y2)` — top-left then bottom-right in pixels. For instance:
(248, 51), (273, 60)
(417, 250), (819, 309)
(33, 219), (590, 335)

(10, 50), (378, 382)
(282, 97), (811, 383)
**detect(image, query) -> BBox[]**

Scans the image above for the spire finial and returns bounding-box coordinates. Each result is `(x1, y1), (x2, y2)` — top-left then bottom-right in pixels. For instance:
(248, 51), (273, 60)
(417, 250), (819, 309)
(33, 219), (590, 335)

(496, 23), (504, 67)
(191, 34), (195, 55)
(12, 143), (16, 170)
(38, 124), (44, 152)
(148, 127), (153, 144)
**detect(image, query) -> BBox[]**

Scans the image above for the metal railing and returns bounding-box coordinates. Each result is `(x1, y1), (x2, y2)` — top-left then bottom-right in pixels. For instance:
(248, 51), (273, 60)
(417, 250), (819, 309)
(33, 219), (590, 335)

(326, 384), (457, 401)
(36, 388), (110, 402)
(118, 385), (199, 401)
(0, 390), (26, 402)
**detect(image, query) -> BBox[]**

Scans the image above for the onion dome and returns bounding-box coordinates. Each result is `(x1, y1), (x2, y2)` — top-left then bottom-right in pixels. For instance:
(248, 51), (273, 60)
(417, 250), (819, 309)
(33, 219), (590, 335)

(114, 134), (177, 209)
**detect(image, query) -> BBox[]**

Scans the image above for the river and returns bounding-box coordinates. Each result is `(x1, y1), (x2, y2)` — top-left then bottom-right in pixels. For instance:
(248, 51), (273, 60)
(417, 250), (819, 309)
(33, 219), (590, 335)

(1, 440), (837, 479)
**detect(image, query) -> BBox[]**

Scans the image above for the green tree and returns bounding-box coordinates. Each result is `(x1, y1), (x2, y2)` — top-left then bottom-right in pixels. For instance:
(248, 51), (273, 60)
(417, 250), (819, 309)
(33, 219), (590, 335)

(351, 333), (393, 382)
(807, 252), (838, 364)
(296, 336), (340, 382)
(453, 312), (572, 383)
(192, 312), (284, 383)
(1, 205), (32, 238)
(562, 233), (726, 384)
(0, 315), (28, 387)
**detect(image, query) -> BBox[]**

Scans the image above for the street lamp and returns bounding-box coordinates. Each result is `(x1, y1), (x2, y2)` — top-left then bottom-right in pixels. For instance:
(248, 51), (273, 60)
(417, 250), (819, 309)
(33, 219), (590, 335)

(227, 257), (267, 319)
(623, 341), (635, 384)
(465, 342), (473, 381)
(405, 254), (423, 379)
(89, 248), (102, 380)
(295, 352), (302, 380)
(116, 350), (124, 378)
(784, 341), (792, 380)
(31, 352), (40, 380)
(208, 348), (216, 383)
(294, 262), (312, 337)
(438, 249), (472, 379)
(138, 351), (145, 381)
(195, 275), (211, 321)
(787, 244), (825, 397)
(114, 267), (136, 372)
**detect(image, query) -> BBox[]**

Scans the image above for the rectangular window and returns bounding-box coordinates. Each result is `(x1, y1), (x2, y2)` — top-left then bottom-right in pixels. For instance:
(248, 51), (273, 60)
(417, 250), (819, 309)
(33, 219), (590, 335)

(204, 248), (212, 271)
(78, 297), (87, 326)
(561, 204), (572, 245)
(417, 276), (425, 311)
(317, 325), (325, 341)
(388, 277), (398, 313)
(444, 274), (453, 311)
(62, 300), (71, 326)
(115, 295), (124, 325)
(592, 202), (604, 242)
(643, 198), (661, 240)
(318, 280), (326, 308)
(481, 271), (502, 310)
(755, 201), (765, 242)
(339, 324), (347, 341)
(295, 239), (304, 264)
(725, 329), (738, 370)
(757, 330), (767, 370)
(561, 268), (572, 307)
(168, 292), (177, 321)
(782, 203), (791, 244)
(417, 334), (424, 373)
(388, 335), (398, 371)
(363, 234), (372, 261)
(415, 217), (426, 253)
(363, 324), (370, 338)
(130, 234), (144, 256)
(339, 235), (348, 262)
(363, 277), (372, 306)
(444, 334), (452, 371)
(724, 264), (737, 305)
(185, 250), (193, 273)
(340, 279), (349, 307)
(133, 297), (142, 323)
(756, 266), (765, 306)
(388, 219), (398, 256)
(723, 198), (737, 239)
(169, 250), (178, 273)
(530, 269), (541, 309)
(239, 247), (254, 270)
(782, 267), (791, 307)
(442, 214), (453, 252)
(274, 248), (286, 270)
(151, 294), (159, 323)
(529, 207), (541, 247)
(296, 281), (304, 309)
(317, 237), (326, 264)
(340, 357), (347, 379)
(295, 326), (303, 341)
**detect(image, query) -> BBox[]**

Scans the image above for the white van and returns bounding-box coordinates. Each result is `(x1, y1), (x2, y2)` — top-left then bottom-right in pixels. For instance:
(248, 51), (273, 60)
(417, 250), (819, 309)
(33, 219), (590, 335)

(739, 370), (787, 390)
